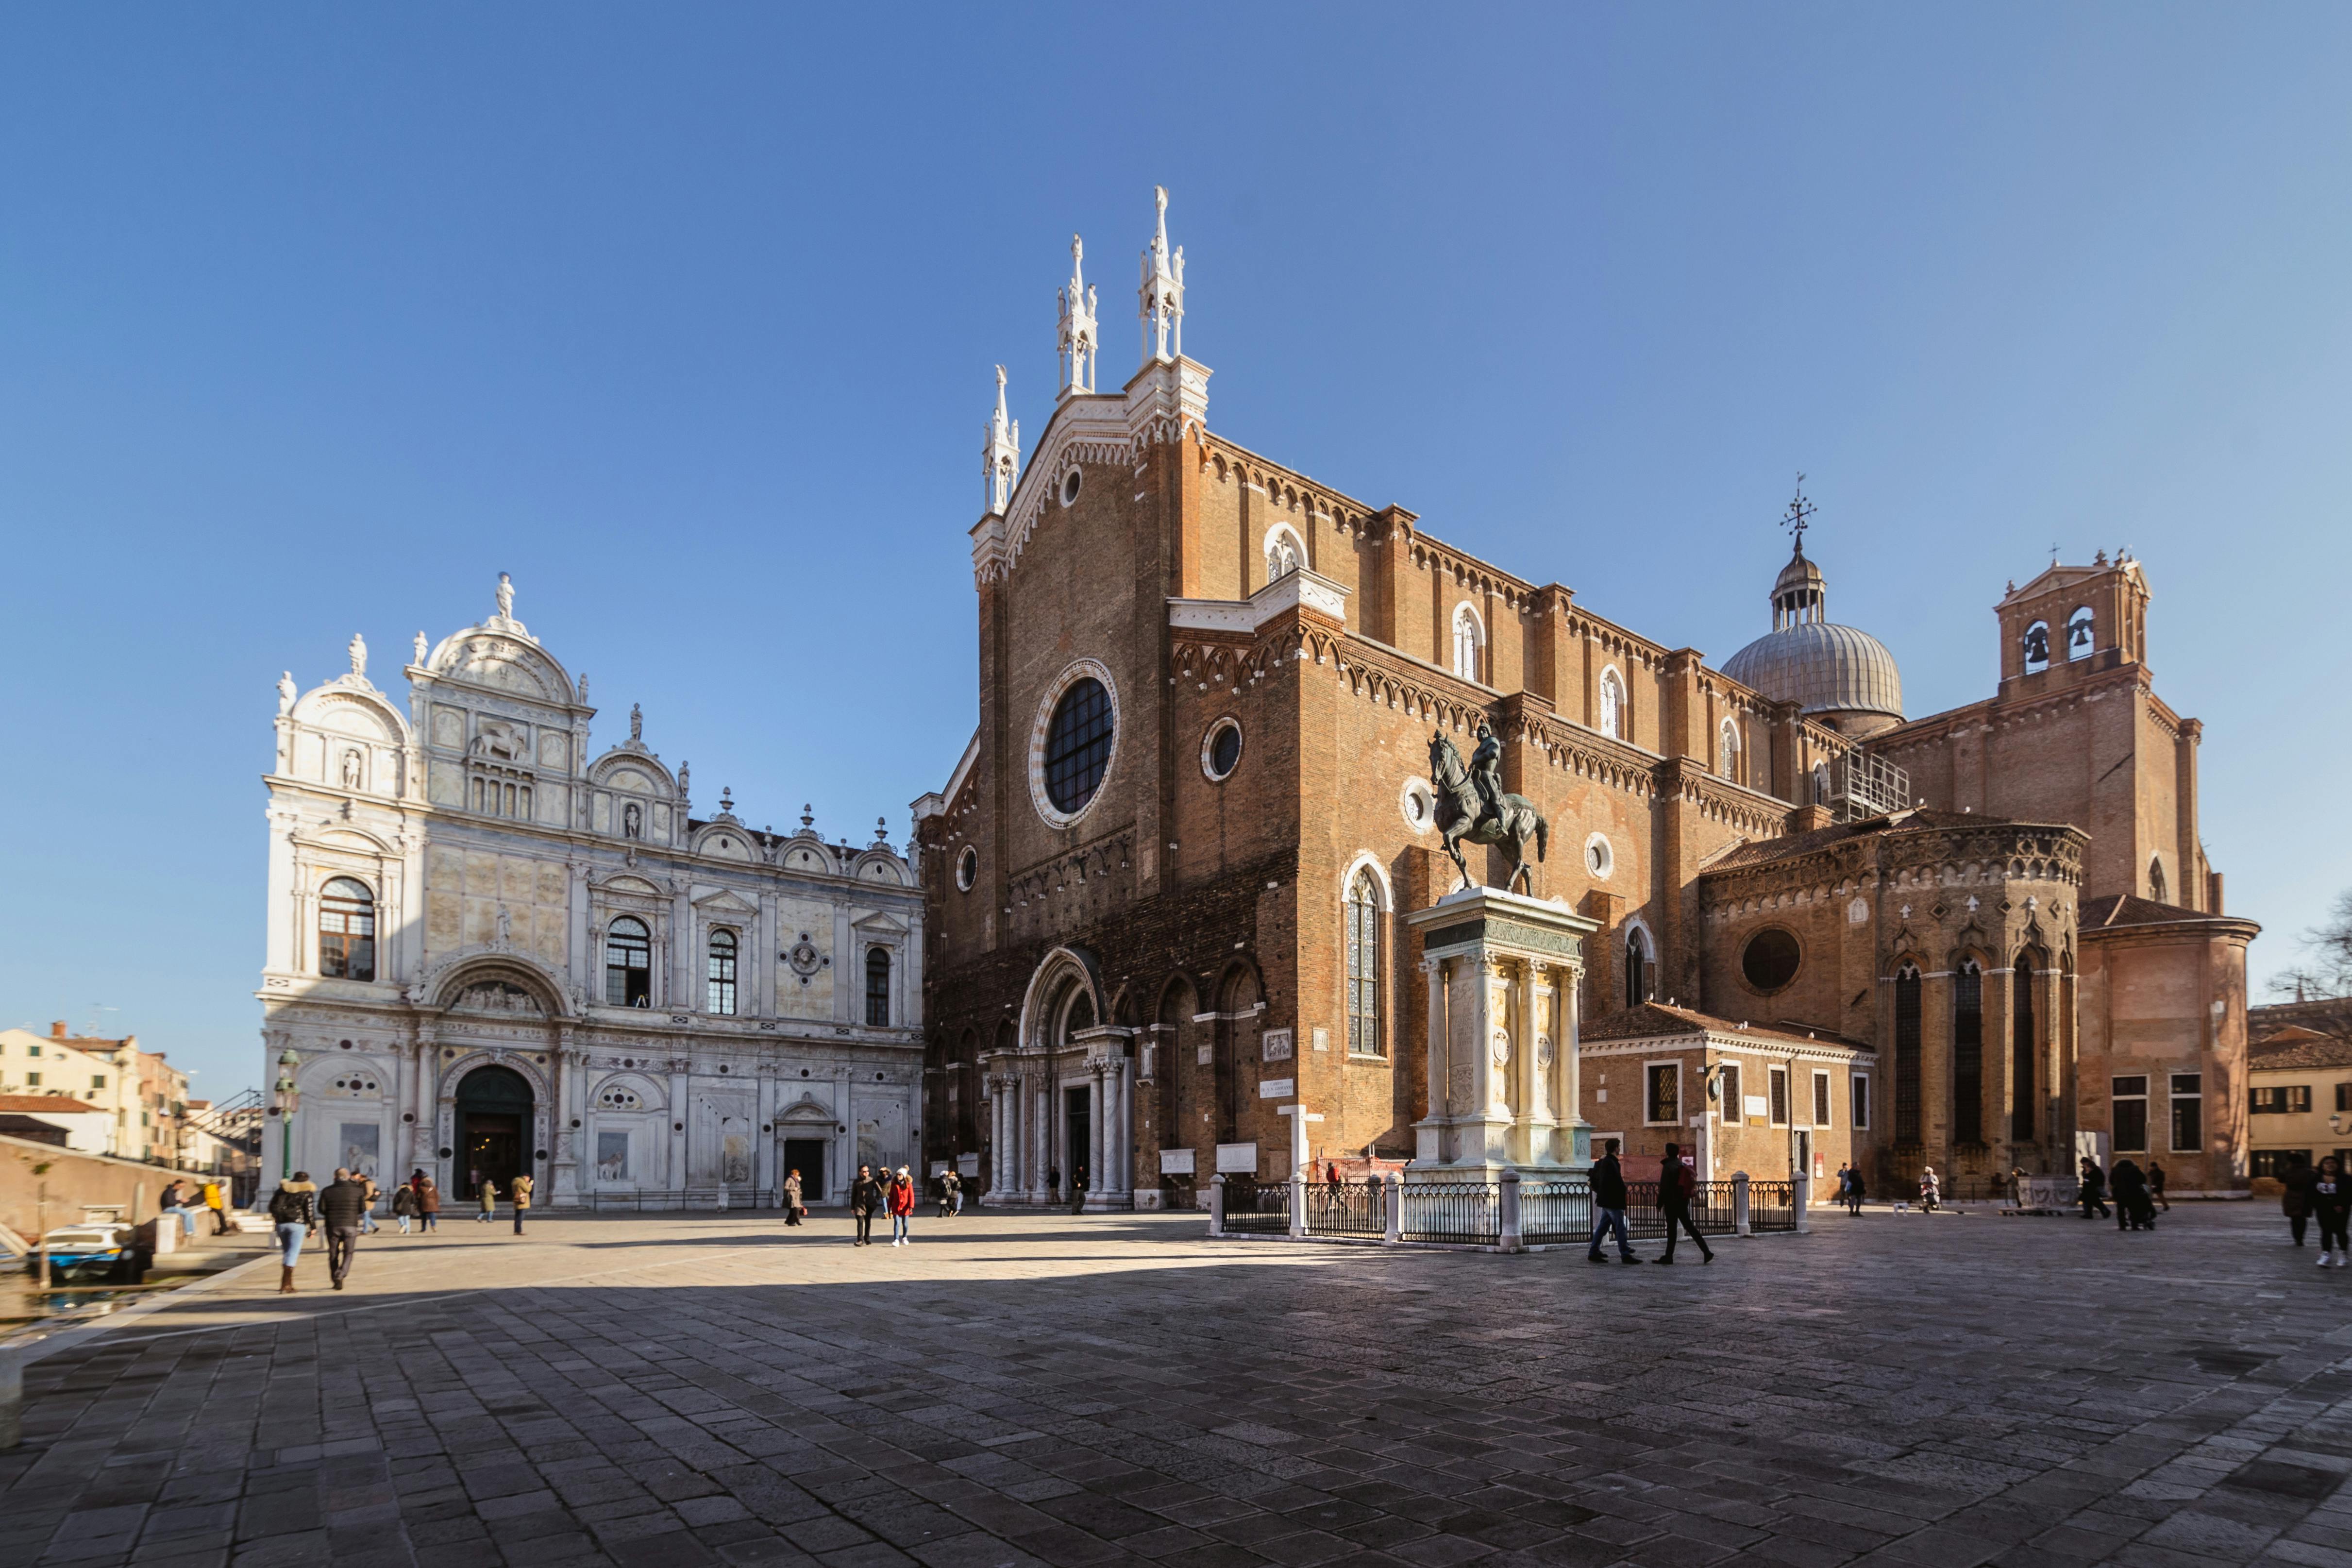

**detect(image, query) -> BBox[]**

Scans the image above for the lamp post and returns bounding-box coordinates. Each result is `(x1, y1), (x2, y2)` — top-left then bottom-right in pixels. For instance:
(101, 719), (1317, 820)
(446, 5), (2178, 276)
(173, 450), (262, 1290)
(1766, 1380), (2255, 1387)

(273, 1050), (301, 1183)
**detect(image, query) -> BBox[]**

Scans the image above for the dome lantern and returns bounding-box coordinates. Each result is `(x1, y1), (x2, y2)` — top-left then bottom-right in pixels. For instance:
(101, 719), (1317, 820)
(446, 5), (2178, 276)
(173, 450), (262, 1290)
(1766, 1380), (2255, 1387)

(1722, 483), (1905, 739)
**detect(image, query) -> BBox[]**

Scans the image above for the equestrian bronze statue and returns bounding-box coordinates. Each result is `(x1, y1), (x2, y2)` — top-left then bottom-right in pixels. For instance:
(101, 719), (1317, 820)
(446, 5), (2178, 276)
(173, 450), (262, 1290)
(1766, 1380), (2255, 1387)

(1427, 725), (1549, 894)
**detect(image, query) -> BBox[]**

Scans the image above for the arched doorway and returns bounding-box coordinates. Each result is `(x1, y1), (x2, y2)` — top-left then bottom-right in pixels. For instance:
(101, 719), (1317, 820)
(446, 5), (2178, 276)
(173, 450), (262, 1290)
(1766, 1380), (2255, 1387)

(455, 1065), (534, 1200)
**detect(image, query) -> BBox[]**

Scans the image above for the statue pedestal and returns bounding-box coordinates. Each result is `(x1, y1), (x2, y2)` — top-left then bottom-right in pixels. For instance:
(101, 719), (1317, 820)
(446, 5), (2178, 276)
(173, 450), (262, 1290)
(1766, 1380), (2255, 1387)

(1406, 886), (1599, 1183)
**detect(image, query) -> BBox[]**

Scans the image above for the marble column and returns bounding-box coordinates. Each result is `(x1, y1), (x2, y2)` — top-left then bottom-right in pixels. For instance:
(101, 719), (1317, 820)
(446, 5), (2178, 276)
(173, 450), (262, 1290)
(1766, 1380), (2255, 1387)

(1087, 1062), (1105, 1202)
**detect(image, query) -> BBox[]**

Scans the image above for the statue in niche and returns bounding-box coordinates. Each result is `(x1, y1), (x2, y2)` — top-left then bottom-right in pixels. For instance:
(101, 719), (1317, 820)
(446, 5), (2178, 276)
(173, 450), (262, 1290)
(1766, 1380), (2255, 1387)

(277, 672), (297, 715)
(496, 572), (515, 620)
(623, 802), (642, 840)
(495, 904), (513, 946)
(341, 750), (362, 790)
(347, 633), (368, 680)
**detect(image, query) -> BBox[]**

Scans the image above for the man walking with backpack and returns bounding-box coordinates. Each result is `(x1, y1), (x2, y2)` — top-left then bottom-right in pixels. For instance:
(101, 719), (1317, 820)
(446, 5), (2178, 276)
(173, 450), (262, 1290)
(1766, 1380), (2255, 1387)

(1585, 1139), (1639, 1265)
(1655, 1142), (1714, 1265)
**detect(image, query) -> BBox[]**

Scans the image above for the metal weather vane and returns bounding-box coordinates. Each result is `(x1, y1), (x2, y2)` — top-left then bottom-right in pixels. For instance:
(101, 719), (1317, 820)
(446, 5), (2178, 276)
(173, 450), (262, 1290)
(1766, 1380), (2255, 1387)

(1781, 473), (1816, 551)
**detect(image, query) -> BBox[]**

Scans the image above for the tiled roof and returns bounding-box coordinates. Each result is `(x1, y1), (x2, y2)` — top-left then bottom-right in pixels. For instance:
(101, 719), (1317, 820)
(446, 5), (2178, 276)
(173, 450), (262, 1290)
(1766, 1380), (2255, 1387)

(2079, 894), (2205, 928)
(0, 1094), (102, 1114)
(1705, 808), (2027, 872)
(1581, 1002), (1867, 1052)
(2249, 1035), (2352, 1072)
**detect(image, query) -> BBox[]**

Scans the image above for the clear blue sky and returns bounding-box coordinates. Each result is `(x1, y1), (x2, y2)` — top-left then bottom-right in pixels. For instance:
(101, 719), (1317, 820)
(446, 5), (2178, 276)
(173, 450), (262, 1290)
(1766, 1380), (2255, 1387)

(3, 8), (2347, 1100)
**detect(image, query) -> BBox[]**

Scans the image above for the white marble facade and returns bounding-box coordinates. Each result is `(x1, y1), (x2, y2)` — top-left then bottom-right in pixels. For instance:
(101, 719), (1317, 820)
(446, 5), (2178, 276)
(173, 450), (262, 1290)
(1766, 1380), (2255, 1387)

(257, 577), (924, 1207)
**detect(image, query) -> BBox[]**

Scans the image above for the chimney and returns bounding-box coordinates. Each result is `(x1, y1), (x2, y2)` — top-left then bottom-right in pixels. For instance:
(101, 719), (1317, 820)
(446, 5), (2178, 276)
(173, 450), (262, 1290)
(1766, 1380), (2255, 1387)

(50, 1021), (67, 1039)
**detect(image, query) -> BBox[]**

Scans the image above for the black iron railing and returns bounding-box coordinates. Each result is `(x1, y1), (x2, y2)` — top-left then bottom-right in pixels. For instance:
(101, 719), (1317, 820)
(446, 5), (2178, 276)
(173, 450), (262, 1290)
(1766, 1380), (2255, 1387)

(1747, 1180), (1797, 1232)
(582, 1187), (778, 1212)
(1400, 1181), (1499, 1245)
(1220, 1178), (1291, 1235)
(1301, 1182), (1386, 1239)
(1619, 1180), (1741, 1238)
(1518, 1181), (1594, 1246)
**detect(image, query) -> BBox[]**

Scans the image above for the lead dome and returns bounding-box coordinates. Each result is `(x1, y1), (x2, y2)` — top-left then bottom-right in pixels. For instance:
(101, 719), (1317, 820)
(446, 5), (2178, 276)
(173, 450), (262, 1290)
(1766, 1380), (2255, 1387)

(1722, 540), (1904, 738)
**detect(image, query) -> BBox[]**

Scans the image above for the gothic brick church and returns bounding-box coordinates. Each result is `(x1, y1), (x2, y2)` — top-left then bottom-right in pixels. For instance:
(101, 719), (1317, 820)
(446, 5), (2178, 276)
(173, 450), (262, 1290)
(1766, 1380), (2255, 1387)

(914, 189), (2257, 1207)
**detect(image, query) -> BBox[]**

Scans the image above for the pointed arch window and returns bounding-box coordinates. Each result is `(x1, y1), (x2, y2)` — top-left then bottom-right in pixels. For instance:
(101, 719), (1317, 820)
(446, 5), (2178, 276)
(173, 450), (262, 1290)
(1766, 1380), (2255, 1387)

(1718, 719), (1741, 783)
(1452, 604), (1484, 683)
(1266, 526), (1304, 583)
(1953, 958), (1985, 1145)
(1625, 927), (1652, 1008)
(2066, 606), (2096, 661)
(1895, 962), (1922, 1145)
(2012, 951), (2037, 1141)
(706, 929), (739, 1016)
(1599, 669), (1626, 740)
(318, 877), (376, 982)
(605, 917), (651, 1008)
(866, 947), (891, 1027)
(1346, 868), (1383, 1057)
(2149, 856), (2167, 904)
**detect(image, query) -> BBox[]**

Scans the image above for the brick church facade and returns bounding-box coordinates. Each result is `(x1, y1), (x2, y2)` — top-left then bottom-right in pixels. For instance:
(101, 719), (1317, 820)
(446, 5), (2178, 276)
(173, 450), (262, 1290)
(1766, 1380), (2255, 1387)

(914, 189), (2257, 1207)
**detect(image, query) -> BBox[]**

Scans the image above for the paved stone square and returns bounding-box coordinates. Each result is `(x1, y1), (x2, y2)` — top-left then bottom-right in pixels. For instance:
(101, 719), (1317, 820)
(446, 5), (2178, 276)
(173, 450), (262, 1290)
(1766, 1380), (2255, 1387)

(6, 1201), (2351, 1568)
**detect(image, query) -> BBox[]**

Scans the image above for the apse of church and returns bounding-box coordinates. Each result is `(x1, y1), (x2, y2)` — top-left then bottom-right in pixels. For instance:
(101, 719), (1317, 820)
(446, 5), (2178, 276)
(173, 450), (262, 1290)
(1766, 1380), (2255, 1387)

(260, 577), (925, 1207)
(913, 188), (2254, 1204)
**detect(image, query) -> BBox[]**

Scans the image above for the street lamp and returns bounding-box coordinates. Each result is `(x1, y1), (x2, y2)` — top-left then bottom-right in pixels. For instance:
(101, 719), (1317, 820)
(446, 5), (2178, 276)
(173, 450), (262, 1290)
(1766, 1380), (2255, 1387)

(273, 1050), (301, 1180)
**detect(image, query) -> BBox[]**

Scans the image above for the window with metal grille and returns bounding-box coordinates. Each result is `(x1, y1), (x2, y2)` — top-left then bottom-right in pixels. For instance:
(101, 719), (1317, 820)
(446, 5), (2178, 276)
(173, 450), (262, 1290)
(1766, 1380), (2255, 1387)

(866, 947), (891, 1027)
(1345, 869), (1381, 1056)
(1813, 1071), (1832, 1129)
(605, 917), (651, 1007)
(706, 929), (738, 1016)
(1719, 1063), (1742, 1123)
(1769, 1066), (1790, 1127)
(319, 877), (376, 981)
(1953, 960), (1984, 1144)
(1894, 963), (1921, 1144)
(1851, 1072), (1870, 1130)
(1645, 1063), (1679, 1124)
(1043, 677), (1113, 814)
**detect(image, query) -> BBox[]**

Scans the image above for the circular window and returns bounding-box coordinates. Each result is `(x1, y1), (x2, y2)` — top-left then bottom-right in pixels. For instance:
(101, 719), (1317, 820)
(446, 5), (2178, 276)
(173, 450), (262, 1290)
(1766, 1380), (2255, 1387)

(956, 845), (977, 893)
(1741, 928), (1802, 993)
(1202, 719), (1242, 781)
(1400, 777), (1435, 835)
(1060, 468), (1083, 506)
(1030, 661), (1119, 826)
(1585, 833), (1614, 880)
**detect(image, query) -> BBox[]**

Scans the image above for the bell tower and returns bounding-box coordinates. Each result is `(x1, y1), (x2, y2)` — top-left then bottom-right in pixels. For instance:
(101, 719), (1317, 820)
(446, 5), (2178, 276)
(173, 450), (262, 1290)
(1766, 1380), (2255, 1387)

(1995, 551), (2150, 692)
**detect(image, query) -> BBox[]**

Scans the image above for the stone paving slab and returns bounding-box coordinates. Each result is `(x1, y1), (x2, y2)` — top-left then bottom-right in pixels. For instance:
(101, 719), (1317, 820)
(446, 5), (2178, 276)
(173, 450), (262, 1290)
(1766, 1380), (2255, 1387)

(4, 1203), (2351, 1568)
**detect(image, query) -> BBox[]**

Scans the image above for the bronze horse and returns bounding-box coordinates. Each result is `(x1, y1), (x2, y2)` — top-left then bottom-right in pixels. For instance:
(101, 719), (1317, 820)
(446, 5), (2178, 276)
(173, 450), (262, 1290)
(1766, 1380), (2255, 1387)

(1427, 731), (1548, 894)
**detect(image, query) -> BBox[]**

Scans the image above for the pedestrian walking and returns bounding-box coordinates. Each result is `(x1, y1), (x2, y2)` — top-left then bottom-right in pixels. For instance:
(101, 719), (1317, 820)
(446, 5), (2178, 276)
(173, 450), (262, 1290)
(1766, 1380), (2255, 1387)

(783, 1168), (805, 1227)
(850, 1163), (882, 1245)
(2148, 1159), (2170, 1212)
(1845, 1165), (1867, 1215)
(390, 1181), (420, 1234)
(938, 1166), (960, 1219)
(2283, 1153), (2318, 1248)
(357, 1172), (381, 1234)
(418, 1175), (441, 1232)
(268, 1171), (318, 1295)
(511, 1172), (533, 1234)
(2079, 1157), (2111, 1220)
(1047, 1165), (1061, 1203)
(1654, 1142), (1714, 1265)
(476, 1175), (499, 1223)
(203, 1177), (232, 1235)
(889, 1166), (915, 1245)
(317, 1166), (370, 1291)
(2110, 1158), (2154, 1231)
(2313, 1156), (2350, 1267)
(951, 1166), (965, 1215)
(1070, 1165), (1088, 1215)
(1585, 1138), (1639, 1264)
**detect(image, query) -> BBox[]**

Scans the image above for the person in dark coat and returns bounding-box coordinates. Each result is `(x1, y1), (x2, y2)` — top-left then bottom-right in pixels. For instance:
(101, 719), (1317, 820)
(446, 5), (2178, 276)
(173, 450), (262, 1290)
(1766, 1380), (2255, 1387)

(1654, 1142), (1714, 1265)
(2148, 1159), (2170, 1212)
(1585, 1139), (1638, 1264)
(783, 1169), (805, 1226)
(316, 1167), (371, 1290)
(2282, 1154), (2319, 1248)
(417, 1175), (441, 1233)
(937, 1168), (960, 1219)
(2312, 1156), (2350, 1268)
(2079, 1157), (2111, 1220)
(849, 1163), (883, 1246)
(2109, 1158), (2153, 1231)
(390, 1182), (420, 1234)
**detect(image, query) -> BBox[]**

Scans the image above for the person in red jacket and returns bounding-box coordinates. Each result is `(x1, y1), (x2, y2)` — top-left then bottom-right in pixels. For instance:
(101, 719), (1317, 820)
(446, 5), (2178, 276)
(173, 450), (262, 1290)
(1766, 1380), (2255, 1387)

(888, 1165), (916, 1247)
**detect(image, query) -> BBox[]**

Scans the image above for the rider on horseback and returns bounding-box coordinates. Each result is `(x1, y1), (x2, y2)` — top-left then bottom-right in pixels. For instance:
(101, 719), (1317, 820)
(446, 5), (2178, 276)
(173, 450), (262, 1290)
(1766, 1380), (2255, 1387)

(1469, 722), (1506, 833)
